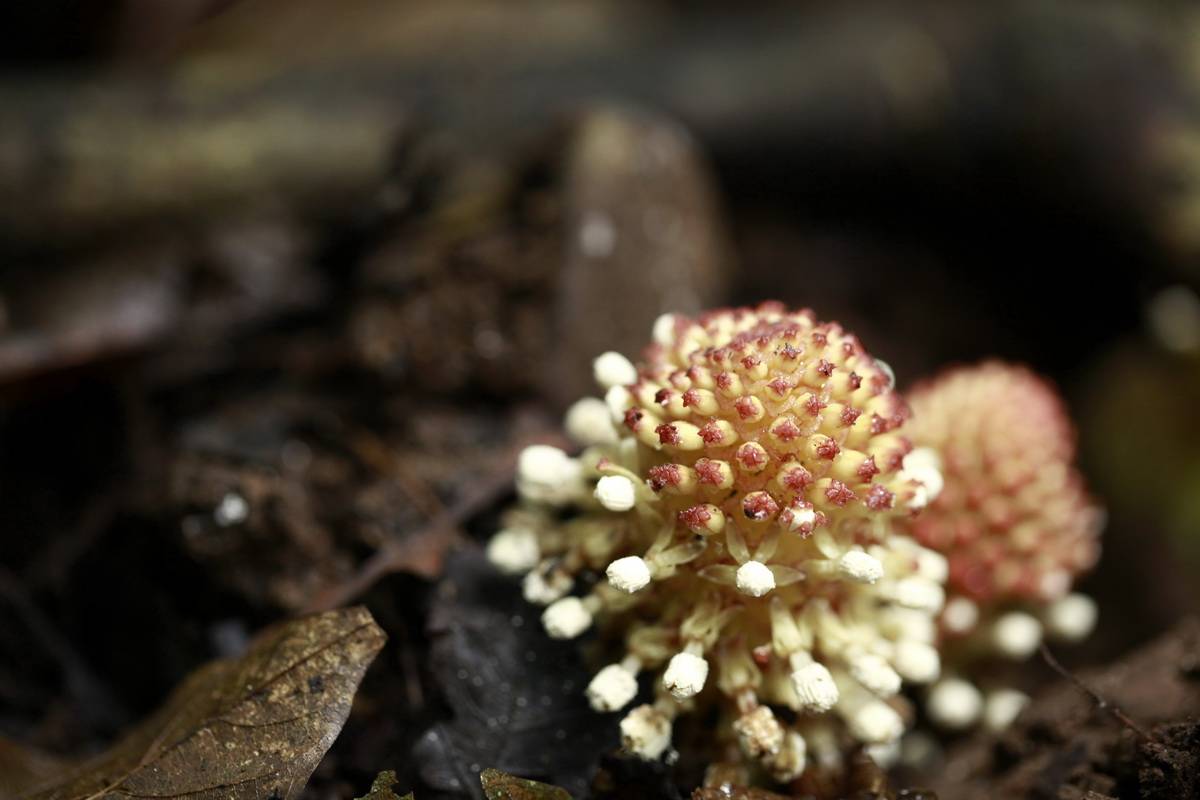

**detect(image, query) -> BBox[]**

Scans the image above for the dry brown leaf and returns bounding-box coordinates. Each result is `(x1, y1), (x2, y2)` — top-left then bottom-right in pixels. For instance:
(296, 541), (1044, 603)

(0, 739), (68, 798)
(14, 606), (385, 800)
(480, 768), (572, 800)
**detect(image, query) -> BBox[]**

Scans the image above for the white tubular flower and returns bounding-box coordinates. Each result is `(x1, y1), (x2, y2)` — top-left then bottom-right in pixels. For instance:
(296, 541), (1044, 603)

(942, 595), (980, 634)
(518, 444), (572, 486)
(565, 397), (618, 446)
(652, 313), (677, 346)
(901, 447), (945, 503)
(595, 475), (637, 512)
(662, 652), (709, 699)
(522, 567), (572, 605)
(542, 597), (593, 639)
(516, 445), (581, 505)
(849, 653), (902, 698)
(617, 437), (639, 470)
(905, 466), (944, 501)
(791, 662), (839, 712)
(733, 705), (784, 758)
(587, 664), (639, 712)
(838, 550), (884, 583)
(846, 700), (904, 745)
(983, 688), (1030, 732)
(927, 678), (984, 730)
(914, 548), (949, 584)
(620, 704), (672, 760)
(781, 504), (816, 532)
(865, 739), (901, 769)
(486, 528), (540, 575)
(991, 611), (1043, 660)
(735, 560), (776, 597)
(604, 385), (633, 423)
(606, 556), (652, 593)
(593, 351), (638, 389)
(902, 446), (941, 474)
(1044, 593), (1098, 643)
(875, 358), (896, 389)
(766, 731), (807, 782)
(902, 484), (931, 510)
(891, 576), (945, 613)
(892, 640), (941, 684)
(906, 484), (930, 511)
(881, 606), (937, 645)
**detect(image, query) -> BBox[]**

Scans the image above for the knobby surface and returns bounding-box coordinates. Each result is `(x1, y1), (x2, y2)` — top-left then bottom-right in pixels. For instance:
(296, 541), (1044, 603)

(8, 606), (385, 800)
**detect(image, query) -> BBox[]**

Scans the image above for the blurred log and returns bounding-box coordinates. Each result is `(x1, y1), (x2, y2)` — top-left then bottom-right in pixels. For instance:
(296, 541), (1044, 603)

(552, 106), (730, 404)
(0, 0), (1192, 254)
(0, 82), (404, 244)
(0, 214), (321, 384)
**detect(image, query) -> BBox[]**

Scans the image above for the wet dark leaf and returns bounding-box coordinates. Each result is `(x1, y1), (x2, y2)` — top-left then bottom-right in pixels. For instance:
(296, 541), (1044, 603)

(590, 752), (682, 800)
(355, 770), (414, 800)
(480, 768), (571, 800)
(414, 551), (616, 799)
(13, 606), (385, 800)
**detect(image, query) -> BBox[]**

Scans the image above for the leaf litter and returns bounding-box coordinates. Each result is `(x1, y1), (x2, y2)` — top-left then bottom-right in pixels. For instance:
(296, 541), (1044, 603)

(6, 606), (385, 800)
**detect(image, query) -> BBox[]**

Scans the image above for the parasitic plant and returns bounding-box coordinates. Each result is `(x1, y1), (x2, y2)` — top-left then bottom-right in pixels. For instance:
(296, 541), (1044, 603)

(487, 303), (948, 780)
(903, 362), (1102, 731)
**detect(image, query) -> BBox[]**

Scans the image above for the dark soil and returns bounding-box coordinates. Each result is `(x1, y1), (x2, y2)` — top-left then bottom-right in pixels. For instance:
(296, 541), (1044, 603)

(933, 619), (1200, 800)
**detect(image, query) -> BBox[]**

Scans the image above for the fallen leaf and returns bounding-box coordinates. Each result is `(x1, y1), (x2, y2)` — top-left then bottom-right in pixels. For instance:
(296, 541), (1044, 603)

(480, 768), (572, 800)
(414, 552), (617, 799)
(0, 739), (67, 797)
(14, 606), (385, 800)
(355, 770), (414, 800)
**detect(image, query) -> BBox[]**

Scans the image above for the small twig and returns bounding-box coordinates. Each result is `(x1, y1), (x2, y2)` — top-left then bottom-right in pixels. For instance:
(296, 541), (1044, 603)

(26, 488), (124, 590)
(1039, 643), (1154, 741)
(301, 454), (514, 614)
(303, 419), (568, 613)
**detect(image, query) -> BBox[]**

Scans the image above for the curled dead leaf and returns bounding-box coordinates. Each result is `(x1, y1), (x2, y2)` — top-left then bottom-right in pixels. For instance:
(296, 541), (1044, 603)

(355, 770), (414, 800)
(480, 768), (572, 800)
(12, 606), (385, 800)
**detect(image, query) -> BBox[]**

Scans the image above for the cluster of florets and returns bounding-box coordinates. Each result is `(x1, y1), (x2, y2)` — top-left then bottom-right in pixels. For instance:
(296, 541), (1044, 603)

(487, 304), (949, 780)
(902, 362), (1103, 732)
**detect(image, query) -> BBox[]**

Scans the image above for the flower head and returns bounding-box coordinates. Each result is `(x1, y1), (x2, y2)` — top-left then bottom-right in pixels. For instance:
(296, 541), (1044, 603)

(488, 303), (947, 777)
(904, 362), (1102, 730)
(905, 362), (1101, 609)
